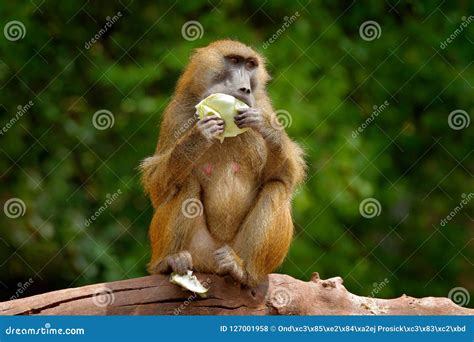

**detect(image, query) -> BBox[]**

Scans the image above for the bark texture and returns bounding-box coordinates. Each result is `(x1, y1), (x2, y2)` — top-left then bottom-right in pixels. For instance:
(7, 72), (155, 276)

(1, 273), (472, 315)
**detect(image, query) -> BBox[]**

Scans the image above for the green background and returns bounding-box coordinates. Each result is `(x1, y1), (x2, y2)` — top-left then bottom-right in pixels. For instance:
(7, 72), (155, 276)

(0, 1), (472, 307)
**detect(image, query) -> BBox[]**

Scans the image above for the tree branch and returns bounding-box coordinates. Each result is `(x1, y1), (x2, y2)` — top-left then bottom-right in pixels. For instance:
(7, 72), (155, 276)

(1, 273), (472, 315)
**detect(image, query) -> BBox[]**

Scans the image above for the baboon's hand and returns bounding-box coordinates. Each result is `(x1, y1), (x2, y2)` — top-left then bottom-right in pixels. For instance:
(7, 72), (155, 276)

(197, 114), (225, 141)
(166, 251), (193, 275)
(214, 245), (247, 283)
(234, 108), (266, 133)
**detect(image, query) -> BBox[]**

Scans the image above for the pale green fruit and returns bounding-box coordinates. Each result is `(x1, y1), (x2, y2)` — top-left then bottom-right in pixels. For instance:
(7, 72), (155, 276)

(170, 270), (209, 297)
(195, 93), (250, 142)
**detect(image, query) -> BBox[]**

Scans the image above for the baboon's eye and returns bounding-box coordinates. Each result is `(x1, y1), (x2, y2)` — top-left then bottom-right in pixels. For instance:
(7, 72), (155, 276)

(246, 60), (257, 69)
(230, 56), (239, 64)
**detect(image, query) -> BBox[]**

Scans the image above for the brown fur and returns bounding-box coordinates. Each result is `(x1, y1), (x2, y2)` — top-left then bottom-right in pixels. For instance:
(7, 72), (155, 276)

(141, 40), (306, 286)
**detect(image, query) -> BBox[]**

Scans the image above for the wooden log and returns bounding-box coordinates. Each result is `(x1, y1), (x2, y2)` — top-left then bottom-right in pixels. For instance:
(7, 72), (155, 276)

(0, 273), (472, 315)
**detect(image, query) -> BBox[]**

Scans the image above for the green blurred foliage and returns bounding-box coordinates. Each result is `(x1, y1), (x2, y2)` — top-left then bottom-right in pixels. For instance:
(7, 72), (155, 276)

(0, 1), (472, 306)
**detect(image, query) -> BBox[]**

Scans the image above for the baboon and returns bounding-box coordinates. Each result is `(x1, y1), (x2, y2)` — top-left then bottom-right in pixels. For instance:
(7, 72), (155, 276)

(141, 40), (305, 286)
